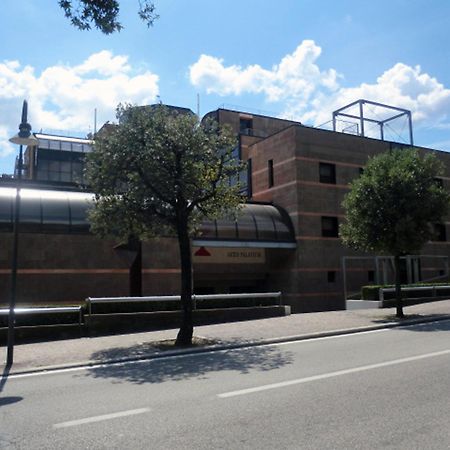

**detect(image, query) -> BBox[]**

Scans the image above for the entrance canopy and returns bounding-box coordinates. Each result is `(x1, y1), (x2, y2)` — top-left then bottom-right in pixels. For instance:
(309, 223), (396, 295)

(0, 187), (296, 248)
(194, 203), (296, 248)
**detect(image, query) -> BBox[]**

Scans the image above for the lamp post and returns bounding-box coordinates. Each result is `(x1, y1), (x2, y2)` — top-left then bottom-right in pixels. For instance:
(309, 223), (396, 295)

(6, 100), (38, 366)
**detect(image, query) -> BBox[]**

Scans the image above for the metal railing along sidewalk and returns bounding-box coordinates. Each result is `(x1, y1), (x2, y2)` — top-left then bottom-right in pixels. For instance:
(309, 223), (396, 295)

(0, 306), (83, 331)
(86, 292), (282, 316)
(379, 285), (450, 303)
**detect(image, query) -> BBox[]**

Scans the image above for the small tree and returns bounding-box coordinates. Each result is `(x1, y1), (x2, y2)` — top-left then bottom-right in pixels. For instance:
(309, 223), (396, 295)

(59, 0), (158, 34)
(86, 104), (244, 345)
(341, 148), (450, 318)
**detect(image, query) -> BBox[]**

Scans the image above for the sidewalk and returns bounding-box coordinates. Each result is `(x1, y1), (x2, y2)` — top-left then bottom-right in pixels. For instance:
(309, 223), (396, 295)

(1, 300), (449, 375)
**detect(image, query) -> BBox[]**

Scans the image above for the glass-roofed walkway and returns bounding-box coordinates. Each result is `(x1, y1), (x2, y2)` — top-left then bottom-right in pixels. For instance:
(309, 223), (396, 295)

(0, 188), (296, 249)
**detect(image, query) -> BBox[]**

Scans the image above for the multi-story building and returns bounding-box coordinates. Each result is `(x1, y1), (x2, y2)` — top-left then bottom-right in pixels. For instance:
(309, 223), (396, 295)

(1, 103), (449, 312)
(22, 133), (92, 186)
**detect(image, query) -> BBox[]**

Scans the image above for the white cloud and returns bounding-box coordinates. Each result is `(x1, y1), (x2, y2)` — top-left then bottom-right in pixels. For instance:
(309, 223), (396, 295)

(190, 41), (450, 143)
(0, 126), (16, 158)
(75, 50), (131, 76)
(0, 51), (159, 161)
(190, 40), (340, 104)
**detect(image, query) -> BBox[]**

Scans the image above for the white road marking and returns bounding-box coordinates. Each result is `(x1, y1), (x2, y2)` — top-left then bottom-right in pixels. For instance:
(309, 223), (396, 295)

(53, 407), (151, 428)
(4, 318), (450, 381)
(218, 348), (450, 398)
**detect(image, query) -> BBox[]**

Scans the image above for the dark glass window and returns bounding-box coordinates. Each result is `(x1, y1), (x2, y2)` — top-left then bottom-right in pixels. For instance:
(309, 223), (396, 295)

(48, 171), (60, 182)
(327, 271), (336, 283)
(321, 216), (339, 237)
(239, 117), (253, 135)
(433, 223), (447, 242)
(368, 270), (375, 283)
(319, 163), (336, 184)
(247, 158), (252, 198)
(268, 159), (274, 188)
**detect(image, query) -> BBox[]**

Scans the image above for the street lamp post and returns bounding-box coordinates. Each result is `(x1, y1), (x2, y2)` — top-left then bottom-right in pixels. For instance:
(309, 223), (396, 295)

(6, 100), (38, 366)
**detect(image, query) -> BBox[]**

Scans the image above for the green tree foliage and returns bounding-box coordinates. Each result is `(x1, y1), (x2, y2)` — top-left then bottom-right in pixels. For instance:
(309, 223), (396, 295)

(341, 148), (450, 317)
(86, 104), (244, 345)
(58, 0), (158, 34)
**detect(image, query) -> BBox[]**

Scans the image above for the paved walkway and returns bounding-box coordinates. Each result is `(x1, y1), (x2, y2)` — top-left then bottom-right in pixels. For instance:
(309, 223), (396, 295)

(1, 300), (449, 375)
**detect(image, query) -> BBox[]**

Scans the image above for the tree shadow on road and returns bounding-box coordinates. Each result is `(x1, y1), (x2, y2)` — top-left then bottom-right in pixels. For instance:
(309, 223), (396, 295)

(85, 337), (294, 385)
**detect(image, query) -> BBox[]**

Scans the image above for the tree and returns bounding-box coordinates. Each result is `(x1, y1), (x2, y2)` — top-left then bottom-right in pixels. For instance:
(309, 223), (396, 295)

(58, 0), (158, 34)
(86, 104), (244, 345)
(340, 148), (450, 318)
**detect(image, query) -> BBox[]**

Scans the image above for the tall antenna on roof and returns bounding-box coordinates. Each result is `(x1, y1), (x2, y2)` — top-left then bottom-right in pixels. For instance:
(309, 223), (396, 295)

(94, 108), (97, 135)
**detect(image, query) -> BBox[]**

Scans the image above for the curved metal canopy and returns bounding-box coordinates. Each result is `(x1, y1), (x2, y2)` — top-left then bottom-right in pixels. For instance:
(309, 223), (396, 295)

(0, 188), (296, 248)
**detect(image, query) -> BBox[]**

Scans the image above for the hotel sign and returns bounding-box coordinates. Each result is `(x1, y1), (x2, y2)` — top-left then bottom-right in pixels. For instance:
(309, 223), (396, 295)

(193, 246), (266, 264)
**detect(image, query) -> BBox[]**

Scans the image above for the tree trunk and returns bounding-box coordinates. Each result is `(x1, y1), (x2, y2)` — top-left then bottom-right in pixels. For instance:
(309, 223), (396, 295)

(175, 217), (194, 346)
(394, 255), (404, 318)
(129, 237), (142, 297)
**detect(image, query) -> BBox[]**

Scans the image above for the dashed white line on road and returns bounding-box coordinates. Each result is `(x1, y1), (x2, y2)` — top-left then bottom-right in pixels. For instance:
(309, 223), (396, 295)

(53, 407), (151, 428)
(218, 348), (450, 398)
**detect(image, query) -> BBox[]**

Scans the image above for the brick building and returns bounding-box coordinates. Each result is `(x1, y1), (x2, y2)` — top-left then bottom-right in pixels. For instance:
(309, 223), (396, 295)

(0, 105), (449, 312)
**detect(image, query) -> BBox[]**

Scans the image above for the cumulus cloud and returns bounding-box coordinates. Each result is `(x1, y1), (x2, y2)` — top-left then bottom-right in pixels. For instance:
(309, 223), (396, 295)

(190, 40), (339, 104)
(190, 41), (450, 143)
(303, 63), (450, 133)
(0, 50), (159, 161)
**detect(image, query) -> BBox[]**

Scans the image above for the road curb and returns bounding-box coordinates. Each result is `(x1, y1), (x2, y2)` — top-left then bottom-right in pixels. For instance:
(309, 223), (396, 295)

(5, 314), (450, 377)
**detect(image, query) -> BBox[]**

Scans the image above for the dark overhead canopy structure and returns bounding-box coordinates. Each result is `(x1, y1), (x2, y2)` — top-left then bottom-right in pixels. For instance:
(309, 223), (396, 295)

(0, 188), (296, 249)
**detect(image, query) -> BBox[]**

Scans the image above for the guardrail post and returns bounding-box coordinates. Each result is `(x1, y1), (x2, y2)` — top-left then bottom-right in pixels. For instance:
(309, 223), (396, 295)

(379, 288), (384, 305)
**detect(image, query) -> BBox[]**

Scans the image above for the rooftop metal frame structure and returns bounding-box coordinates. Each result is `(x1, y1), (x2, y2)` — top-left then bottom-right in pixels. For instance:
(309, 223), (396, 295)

(332, 99), (414, 146)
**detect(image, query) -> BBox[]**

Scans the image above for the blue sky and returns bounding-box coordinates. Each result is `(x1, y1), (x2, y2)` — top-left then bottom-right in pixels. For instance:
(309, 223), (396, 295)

(1, 0), (450, 174)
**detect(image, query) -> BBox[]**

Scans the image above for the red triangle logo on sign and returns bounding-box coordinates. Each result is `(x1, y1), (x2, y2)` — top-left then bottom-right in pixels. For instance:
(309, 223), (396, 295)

(194, 246), (211, 257)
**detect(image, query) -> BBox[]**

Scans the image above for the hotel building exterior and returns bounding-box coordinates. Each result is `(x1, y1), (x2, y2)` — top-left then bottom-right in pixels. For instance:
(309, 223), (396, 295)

(0, 105), (449, 313)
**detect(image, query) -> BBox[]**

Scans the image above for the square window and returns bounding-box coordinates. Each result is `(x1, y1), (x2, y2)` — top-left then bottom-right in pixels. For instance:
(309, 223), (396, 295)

(319, 163), (336, 184)
(321, 216), (339, 237)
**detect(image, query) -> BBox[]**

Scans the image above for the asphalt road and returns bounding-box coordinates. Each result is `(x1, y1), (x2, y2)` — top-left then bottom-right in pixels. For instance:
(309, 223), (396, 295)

(1, 320), (449, 449)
